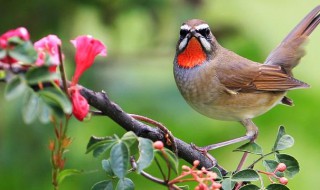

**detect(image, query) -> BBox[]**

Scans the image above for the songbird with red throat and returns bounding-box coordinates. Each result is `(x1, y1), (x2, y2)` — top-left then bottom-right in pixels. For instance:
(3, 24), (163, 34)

(173, 6), (320, 151)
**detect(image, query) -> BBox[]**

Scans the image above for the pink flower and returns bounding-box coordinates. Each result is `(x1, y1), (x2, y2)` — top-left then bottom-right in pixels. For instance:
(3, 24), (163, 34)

(70, 88), (89, 121)
(0, 27), (30, 48)
(0, 27), (30, 64)
(70, 35), (107, 85)
(34, 34), (62, 67)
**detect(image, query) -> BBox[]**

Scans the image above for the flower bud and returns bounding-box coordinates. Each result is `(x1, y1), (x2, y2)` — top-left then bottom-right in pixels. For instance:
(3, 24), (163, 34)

(279, 177), (288, 185)
(276, 163), (287, 172)
(153, 141), (164, 150)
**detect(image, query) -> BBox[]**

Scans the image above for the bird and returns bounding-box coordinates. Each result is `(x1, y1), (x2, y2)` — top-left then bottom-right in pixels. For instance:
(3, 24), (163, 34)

(173, 6), (320, 151)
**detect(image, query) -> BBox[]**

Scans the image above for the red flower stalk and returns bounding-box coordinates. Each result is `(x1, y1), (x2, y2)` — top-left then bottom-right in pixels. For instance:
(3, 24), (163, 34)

(70, 87), (89, 121)
(70, 35), (107, 85)
(0, 27), (30, 64)
(34, 34), (62, 70)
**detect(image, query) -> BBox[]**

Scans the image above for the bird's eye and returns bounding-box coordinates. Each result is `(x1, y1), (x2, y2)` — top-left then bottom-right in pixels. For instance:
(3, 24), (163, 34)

(180, 29), (189, 38)
(198, 28), (210, 37)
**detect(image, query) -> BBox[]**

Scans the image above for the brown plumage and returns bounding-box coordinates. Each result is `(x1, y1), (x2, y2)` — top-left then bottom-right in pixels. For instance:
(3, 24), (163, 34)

(173, 6), (320, 150)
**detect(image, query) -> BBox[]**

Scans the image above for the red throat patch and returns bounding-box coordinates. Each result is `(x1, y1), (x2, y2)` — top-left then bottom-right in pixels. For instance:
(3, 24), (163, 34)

(177, 37), (206, 68)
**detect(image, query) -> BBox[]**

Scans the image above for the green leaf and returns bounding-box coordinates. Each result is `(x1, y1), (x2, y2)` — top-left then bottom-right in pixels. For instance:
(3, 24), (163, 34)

(8, 40), (37, 64)
(91, 180), (113, 190)
(276, 154), (299, 178)
(4, 76), (28, 100)
(0, 48), (6, 59)
(234, 142), (263, 155)
(22, 90), (40, 124)
(38, 99), (51, 123)
(86, 136), (117, 156)
(266, 184), (290, 190)
(136, 138), (154, 173)
(121, 131), (138, 148)
(231, 169), (260, 182)
(273, 126), (285, 151)
(102, 159), (114, 176)
(263, 160), (279, 173)
(93, 142), (116, 158)
(211, 167), (223, 180)
(155, 148), (179, 174)
(38, 87), (72, 114)
(221, 178), (236, 190)
(177, 185), (189, 190)
(25, 66), (60, 84)
(110, 142), (129, 179)
(239, 184), (260, 190)
(274, 134), (294, 151)
(116, 178), (134, 190)
(57, 169), (82, 184)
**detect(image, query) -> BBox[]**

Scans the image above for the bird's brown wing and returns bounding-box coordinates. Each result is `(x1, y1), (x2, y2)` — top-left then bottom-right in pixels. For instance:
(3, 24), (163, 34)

(216, 62), (309, 92)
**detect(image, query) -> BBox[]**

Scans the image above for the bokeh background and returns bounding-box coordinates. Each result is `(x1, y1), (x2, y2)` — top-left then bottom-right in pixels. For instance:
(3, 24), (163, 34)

(1, 0), (320, 189)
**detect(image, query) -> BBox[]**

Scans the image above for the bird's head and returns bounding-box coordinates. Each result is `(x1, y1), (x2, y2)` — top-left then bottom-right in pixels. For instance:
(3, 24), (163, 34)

(175, 19), (216, 69)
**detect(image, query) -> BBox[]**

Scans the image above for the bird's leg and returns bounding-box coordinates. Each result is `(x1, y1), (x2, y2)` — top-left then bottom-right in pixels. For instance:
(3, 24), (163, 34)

(241, 118), (259, 142)
(191, 119), (258, 152)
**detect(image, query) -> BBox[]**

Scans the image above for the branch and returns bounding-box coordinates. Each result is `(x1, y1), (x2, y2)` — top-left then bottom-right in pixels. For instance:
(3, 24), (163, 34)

(79, 86), (227, 175)
(0, 64), (227, 174)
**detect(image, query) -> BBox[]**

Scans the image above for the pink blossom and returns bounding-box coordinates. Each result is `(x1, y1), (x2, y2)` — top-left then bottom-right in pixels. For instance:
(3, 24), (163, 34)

(70, 35), (107, 85)
(0, 27), (30, 64)
(0, 27), (30, 48)
(34, 34), (62, 67)
(70, 88), (89, 121)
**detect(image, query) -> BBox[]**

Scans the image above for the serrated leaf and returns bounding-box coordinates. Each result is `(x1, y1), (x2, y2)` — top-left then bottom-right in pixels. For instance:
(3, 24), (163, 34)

(274, 134), (294, 151)
(110, 142), (129, 179)
(38, 87), (72, 114)
(121, 131), (138, 148)
(276, 154), (299, 178)
(91, 180), (113, 190)
(234, 142), (263, 155)
(22, 90), (40, 124)
(57, 169), (82, 184)
(239, 184), (260, 190)
(102, 159), (114, 176)
(273, 126), (286, 151)
(8, 40), (37, 64)
(231, 169), (260, 182)
(86, 136), (117, 155)
(221, 178), (236, 190)
(136, 138), (154, 173)
(116, 178), (134, 190)
(25, 66), (59, 84)
(4, 76), (28, 100)
(263, 160), (279, 173)
(211, 167), (223, 180)
(266, 184), (290, 190)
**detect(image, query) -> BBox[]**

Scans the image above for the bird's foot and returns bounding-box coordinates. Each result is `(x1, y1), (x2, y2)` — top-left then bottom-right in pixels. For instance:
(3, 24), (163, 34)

(190, 143), (217, 167)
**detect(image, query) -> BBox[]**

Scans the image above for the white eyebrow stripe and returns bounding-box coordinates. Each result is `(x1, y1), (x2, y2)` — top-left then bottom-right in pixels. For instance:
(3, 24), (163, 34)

(180, 24), (191, 30)
(195, 23), (209, 30)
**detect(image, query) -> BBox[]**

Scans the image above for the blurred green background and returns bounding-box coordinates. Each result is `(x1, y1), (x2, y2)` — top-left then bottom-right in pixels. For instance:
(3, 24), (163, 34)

(1, 0), (320, 189)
